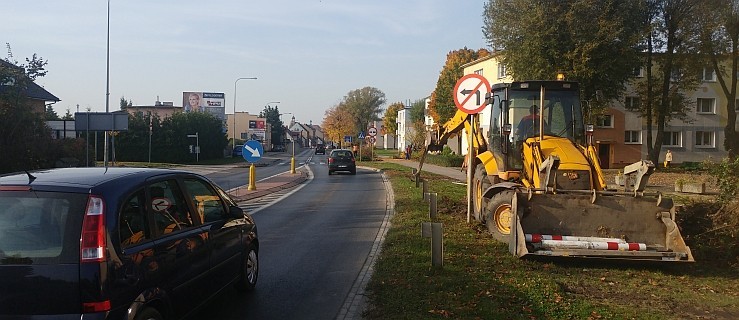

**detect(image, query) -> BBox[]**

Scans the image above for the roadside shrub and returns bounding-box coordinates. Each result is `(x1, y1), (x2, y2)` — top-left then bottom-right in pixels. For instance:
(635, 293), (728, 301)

(678, 200), (738, 267)
(423, 152), (464, 167)
(703, 157), (739, 204)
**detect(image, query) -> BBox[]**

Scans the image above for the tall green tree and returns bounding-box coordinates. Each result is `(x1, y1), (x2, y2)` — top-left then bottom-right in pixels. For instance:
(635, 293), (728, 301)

(45, 105), (60, 120)
(482, 0), (645, 109)
(115, 111), (227, 163)
(627, 0), (704, 164)
(696, 0), (739, 159)
(340, 86), (386, 136)
(0, 52), (59, 173)
(259, 104), (285, 146)
(428, 48), (490, 124)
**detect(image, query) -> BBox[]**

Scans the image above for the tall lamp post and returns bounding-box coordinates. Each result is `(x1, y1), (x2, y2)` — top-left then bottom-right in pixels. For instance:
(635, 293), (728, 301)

(233, 77), (258, 152)
(280, 112), (296, 174)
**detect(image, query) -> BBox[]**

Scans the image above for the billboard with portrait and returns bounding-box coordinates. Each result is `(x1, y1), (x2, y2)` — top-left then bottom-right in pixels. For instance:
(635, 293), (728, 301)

(182, 91), (226, 122)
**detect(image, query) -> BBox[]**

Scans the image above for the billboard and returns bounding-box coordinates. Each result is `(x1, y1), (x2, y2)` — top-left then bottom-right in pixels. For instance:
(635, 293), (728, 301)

(182, 91), (226, 122)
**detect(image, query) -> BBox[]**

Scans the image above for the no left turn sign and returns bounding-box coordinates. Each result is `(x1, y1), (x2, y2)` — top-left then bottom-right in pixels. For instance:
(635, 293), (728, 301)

(453, 74), (491, 114)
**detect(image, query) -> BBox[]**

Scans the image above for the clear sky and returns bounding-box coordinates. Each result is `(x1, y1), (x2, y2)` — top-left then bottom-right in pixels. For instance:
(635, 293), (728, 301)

(4, 0), (489, 126)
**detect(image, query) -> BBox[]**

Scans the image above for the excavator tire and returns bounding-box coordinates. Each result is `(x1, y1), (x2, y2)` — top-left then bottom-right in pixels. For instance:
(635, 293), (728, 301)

(472, 165), (490, 222)
(486, 190), (514, 243)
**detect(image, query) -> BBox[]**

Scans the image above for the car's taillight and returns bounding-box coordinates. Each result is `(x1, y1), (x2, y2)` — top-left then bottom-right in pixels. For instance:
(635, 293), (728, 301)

(82, 300), (111, 313)
(80, 195), (106, 263)
(328, 158), (334, 163)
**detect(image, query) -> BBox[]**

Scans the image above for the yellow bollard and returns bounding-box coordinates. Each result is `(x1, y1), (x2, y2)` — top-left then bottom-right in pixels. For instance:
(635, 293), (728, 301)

(248, 163), (257, 191)
(290, 157), (296, 174)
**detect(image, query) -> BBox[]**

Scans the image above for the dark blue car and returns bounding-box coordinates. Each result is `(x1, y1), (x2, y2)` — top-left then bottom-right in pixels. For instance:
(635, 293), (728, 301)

(0, 167), (259, 319)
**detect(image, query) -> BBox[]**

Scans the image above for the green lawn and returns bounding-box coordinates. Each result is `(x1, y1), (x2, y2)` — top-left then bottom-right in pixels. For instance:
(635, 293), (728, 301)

(361, 161), (739, 320)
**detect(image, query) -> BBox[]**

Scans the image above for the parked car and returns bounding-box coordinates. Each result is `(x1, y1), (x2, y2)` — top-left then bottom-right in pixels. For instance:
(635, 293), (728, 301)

(315, 144), (326, 155)
(0, 167), (258, 320)
(327, 149), (356, 175)
(233, 144), (244, 157)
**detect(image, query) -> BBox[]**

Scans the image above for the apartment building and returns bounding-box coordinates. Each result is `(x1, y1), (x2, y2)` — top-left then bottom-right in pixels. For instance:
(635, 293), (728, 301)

(461, 55), (736, 168)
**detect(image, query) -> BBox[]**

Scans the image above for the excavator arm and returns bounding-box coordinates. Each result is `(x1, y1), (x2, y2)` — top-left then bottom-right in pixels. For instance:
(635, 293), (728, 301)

(416, 109), (486, 178)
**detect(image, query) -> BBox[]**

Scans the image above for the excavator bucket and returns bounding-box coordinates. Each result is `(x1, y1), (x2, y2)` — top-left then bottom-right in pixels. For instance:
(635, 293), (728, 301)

(509, 191), (694, 262)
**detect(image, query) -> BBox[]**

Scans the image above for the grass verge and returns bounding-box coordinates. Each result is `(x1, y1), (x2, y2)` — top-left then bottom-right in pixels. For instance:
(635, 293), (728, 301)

(362, 161), (739, 320)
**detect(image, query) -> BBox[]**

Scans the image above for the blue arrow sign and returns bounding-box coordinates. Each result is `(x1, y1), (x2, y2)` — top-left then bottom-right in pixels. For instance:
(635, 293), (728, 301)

(242, 140), (264, 163)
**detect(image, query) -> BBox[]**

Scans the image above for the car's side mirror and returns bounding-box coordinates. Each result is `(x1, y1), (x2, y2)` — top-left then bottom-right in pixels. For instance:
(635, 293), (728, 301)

(228, 206), (245, 219)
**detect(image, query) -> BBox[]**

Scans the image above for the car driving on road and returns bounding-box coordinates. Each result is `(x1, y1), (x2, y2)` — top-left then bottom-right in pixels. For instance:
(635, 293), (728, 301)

(315, 144), (326, 155)
(0, 167), (259, 320)
(327, 149), (356, 175)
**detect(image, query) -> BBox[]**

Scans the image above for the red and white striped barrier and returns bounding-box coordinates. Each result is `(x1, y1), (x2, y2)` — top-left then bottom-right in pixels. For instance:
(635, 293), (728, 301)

(525, 234), (626, 243)
(525, 234), (646, 251)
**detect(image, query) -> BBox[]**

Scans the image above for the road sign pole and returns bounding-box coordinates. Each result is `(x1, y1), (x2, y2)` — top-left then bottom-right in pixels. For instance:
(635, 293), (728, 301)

(290, 139), (296, 174)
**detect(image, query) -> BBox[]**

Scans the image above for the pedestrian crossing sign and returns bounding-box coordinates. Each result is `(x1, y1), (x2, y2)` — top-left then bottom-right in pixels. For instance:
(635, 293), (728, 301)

(358, 131), (365, 139)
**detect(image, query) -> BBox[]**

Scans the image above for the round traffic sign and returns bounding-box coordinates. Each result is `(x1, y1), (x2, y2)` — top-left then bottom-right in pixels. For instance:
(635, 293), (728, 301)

(242, 140), (264, 163)
(453, 74), (491, 114)
(368, 127), (377, 137)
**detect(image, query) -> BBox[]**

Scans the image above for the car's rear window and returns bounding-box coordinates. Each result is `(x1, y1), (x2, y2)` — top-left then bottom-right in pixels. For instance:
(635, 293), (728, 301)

(0, 191), (87, 264)
(331, 150), (352, 158)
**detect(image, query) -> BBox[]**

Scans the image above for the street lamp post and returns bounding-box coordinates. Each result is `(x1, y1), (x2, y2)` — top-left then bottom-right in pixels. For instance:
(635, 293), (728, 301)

(279, 112), (295, 174)
(233, 77), (258, 153)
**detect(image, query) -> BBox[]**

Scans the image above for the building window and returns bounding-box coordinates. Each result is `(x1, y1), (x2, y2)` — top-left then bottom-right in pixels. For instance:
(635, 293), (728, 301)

(625, 96), (639, 110)
(696, 98), (716, 114)
(701, 68), (716, 82)
(474, 69), (483, 76)
(670, 68), (684, 82)
(632, 67), (644, 77)
(596, 114), (614, 128)
(695, 131), (715, 148)
(624, 130), (642, 144)
(663, 131), (682, 147)
(497, 64), (507, 79)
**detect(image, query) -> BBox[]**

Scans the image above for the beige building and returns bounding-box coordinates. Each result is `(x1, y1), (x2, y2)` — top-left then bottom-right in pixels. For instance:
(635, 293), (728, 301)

(226, 111), (271, 150)
(122, 100), (181, 118)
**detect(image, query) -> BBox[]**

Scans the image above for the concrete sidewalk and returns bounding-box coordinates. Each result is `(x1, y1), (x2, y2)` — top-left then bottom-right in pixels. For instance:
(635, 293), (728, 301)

(381, 158), (468, 182)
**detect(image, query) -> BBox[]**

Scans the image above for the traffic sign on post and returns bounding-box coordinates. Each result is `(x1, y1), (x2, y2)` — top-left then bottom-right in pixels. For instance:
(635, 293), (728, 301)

(358, 131), (365, 139)
(344, 135), (352, 143)
(453, 74), (491, 114)
(242, 140), (264, 163)
(368, 127), (377, 137)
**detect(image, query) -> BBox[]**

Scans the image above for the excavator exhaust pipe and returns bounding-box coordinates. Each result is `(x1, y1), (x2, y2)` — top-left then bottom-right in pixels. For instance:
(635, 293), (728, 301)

(508, 191), (694, 262)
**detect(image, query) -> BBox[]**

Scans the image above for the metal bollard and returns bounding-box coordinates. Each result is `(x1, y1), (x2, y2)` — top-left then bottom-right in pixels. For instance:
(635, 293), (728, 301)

(429, 193), (437, 219)
(431, 222), (443, 267)
(422, 180), (428, 200)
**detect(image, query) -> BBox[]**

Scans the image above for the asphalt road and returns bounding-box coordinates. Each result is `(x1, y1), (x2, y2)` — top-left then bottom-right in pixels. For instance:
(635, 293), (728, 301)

(194, 151), (390, 319)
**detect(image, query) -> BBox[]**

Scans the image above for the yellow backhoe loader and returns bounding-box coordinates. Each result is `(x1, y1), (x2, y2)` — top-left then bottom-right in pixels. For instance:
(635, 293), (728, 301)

(419, 80), (693, 261)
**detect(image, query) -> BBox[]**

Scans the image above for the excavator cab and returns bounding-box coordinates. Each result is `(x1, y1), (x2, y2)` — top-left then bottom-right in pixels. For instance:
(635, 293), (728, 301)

(488, 81), (585, 172)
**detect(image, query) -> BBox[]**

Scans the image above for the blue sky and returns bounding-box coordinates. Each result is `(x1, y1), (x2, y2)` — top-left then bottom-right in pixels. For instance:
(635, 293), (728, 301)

(4, 0), (488, 125)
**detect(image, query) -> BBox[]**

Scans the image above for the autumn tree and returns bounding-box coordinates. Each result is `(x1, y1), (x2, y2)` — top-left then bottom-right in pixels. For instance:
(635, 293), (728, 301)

(428, 48), (490, 124)
(321, 104), (355, 147)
